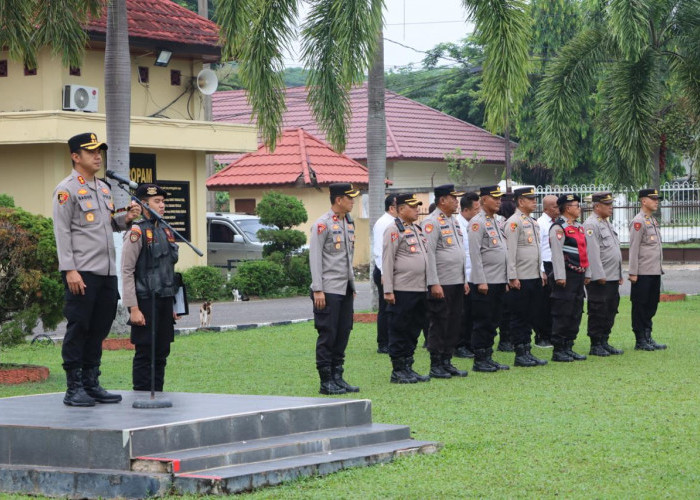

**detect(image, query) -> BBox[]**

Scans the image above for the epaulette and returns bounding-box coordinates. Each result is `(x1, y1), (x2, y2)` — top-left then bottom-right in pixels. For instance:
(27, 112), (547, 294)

(394, 217), (405, 232)
(345, 213), (354, 224)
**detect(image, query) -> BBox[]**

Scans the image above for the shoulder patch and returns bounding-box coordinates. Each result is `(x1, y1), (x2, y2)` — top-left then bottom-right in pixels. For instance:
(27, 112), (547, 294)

(556, 229), (564, 240)
(130, 226), (142, 243)
(391, 232), (399, 242)
(633, 222), (642, 231)
(317, 223), (327, 234)
(510, 222), (517, 232)
(424, 223), (434, 233)
(586, 229), (593, 236)
(57, 191), (70, 205)
(472, 223), (480, 231)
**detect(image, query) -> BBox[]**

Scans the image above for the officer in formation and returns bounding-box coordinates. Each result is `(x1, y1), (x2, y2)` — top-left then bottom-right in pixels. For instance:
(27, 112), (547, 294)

(504, 187), (547, 367)
(121, 184), (180, 392)
(628, 189), (667, 350)
(495, 193), (516, 352)
(53, 132), (141, 407)
(584, 192), (624, 356)
(382, 194), (431, 384)
(309, 183), (360, 395)
(424, 185), (469, 379)
(468, 185), (510, 372)
(534, 195), (559, 348)
(549, 194), (590, 362)
(371, 194), (398, 354)
(455, 191), (481, 359)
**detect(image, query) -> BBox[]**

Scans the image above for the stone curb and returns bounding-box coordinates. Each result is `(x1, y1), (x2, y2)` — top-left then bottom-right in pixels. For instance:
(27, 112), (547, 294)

(174, 318), (313, 336)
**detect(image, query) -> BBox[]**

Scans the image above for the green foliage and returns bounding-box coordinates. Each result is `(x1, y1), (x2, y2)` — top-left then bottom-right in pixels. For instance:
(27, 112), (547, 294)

(258, 229), (307, 258)
(0, 206), (63, 355)
(0, 194), (15, 208)
(181, 266), (226, 301)
(256, 191), (308, 229)
(444, 148), (485, 188)
(229, 260), (287, 297)
(286, 250), (312, 293)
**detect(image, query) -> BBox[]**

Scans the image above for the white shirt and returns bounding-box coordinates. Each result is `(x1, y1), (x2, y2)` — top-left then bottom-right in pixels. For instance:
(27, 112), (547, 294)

(456, 213), (472, 282)
(372, 211), (396, 272)
(537, 213), (555, 263)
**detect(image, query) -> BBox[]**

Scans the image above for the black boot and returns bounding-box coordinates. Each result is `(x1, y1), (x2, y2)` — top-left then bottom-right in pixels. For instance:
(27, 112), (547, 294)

(602, 336), (624, 355)
(429, 354), (452, 379)
(487, 348), (510, 370)
(454, 346), (475, 358)
(318, 366), (346, 394)
(526, 345), (547, 366)
(514, 344), (537, 367)
(81, 367), (122, 403)
(406, 356), (430, 382)
(589, 340), (610, 357)
(565, 341), (587, 361)
(646, 329), (667, 350)
(472, 348), (498, 372)
(634, 331), (655, 351)
(332, 364), (359, 393)
(63, 368), (96, 407)
(442, 356), (468, 377)
(497, 340), (514, 352)
(552, 343), (574, 362)
(376, 345), (389, 354)
(390, 357), (418, 384)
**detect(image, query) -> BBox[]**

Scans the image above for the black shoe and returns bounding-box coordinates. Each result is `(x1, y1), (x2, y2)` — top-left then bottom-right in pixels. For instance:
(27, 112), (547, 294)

(589, 344), (611, 357)
(318, 366), (346, 395)
(429, 359), (452, 379)
(376, 345), (389, 354)
(472, 349), (498, 372)
(535, 336), (553, 348)
(63, 369), (96, 407)
(442, 357), (468, 377)
(514, 345), (537, 367)
(497, 341), (514, 352)
(602, 341), (624, 355)
(406, 357), (430, 382)
(552, 349), (574, 362)
(646, 330), (667, 350)
(81, 367), (122, 404)
(566, 349), (587, 361)
(634, 332), (655, 351)
(454, 346), (475, 359)
(332, 364), (360, 393)
(488, 358), (510, 370)
(390, 358), (418, 384)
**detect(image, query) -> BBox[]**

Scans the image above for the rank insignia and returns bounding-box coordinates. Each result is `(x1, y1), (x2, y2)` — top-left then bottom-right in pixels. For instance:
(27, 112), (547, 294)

(335, 243), (341, 249)
(586, 229), (593, 236)
(102, 188), (110, 195)
(77, 176), (85, 185)
(317, 223), (327, 234)
(485, 221), (492, 227)
(391, 232), (398, 242)
(332, 215), (338, 222)
(332, 224), (340, 230)
(77, 188), (88, 195)
(492, 238), (498, 245)
(425, 223), (434, 233)
(633, 222), (642, 231)
(85, 213), (95, 222)
(130, 227), (142, 242)
(645, 220), (651, 225)
(57, 191), (69, 205)
(472, 223), (479, 231)
(510, 223), (517, 232)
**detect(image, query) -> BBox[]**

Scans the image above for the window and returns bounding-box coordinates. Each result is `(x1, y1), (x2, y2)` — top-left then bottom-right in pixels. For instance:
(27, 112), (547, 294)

(209, 222), (237, 243)
(24, 64), (37, 76)
(170, 70), (181, 86)
(0, 60), (7, 77)
(234, 198), (256, 214)
(138, 66), (149, 84)
(69, 66), (81, 76)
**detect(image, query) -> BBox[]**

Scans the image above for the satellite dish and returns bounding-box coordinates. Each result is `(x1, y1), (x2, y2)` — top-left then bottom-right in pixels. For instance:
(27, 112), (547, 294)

(196, 68), (218, 95)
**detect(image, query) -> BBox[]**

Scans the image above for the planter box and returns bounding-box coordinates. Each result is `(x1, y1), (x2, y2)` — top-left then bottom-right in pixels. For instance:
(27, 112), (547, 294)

(660, 293), (686, 302)
(102, 337), (134, 350)
(354, 312), (377, 323)
(0, 364), (50, 385)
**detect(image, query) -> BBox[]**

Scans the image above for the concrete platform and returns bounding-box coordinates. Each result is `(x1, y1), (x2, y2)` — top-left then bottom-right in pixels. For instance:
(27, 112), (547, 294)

(0, 392), (440, 498)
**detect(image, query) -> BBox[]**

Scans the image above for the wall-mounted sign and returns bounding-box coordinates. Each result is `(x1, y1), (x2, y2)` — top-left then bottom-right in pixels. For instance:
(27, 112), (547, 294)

(159, 180), (191, 242)
(129, 153), (157, 184)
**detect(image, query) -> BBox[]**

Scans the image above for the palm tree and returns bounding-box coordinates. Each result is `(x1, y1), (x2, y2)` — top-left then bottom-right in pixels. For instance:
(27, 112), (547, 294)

(537, 0), (700, 187)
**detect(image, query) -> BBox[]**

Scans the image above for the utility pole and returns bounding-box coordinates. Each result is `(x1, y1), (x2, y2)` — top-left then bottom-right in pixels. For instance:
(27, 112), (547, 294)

(199, 0), (216, 211)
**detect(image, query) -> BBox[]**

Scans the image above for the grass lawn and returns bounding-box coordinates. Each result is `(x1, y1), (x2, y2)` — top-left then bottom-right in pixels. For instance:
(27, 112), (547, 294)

(1, 298), (699, 499)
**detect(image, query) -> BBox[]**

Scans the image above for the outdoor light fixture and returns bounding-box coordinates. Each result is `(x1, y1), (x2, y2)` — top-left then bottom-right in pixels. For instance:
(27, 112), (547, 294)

(154, 49), (172, 67)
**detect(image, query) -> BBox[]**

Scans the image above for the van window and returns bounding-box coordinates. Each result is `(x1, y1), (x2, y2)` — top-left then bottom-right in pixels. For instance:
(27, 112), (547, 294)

(209, 221), (237, 243)
(237, 219), (271, 243)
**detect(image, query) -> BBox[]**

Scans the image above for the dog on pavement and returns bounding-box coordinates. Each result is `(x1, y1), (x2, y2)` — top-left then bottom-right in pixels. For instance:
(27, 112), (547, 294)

(199, 300), (212, 328)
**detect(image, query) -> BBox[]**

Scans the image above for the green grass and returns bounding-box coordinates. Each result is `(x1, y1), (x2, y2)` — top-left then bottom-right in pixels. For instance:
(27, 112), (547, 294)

(1, 298), (699, 498)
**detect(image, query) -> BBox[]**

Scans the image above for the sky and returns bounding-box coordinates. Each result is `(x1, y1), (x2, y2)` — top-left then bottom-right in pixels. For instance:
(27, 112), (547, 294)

(283, 0), (474, 70)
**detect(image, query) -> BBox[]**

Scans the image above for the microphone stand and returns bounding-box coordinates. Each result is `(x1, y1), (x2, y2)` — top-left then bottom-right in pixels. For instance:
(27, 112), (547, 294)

(111, 180), (203, 409)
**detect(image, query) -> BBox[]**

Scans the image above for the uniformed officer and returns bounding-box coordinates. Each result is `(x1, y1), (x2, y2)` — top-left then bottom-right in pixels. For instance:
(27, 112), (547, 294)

(468, 185), (510, 372)
(383, 193), (431, 384)
(496, 193), (516, 352)
(424, 184), (469, 379)
(549, 194), (590, 362)
(53, 132), (141, 406)
(534, 195), (559, 348)
(371, 194), (398, 354)
(455, 192), (481, 359)
(309, 183), (360, 395)
(629, 188), (667, 350)
(121, 184), (179, 391)
(584, 191), (624, 356)
(504, 187), (547, 367)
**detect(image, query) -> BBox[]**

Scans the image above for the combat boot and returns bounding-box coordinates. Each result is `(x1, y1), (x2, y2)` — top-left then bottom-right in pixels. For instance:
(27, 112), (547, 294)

(472, 348), (498, 372)
(454, 346), (475, 358)
(406, 356), (430, 382)
(646, 329), (667, 350)
(332, 364), (359, 393)
(552, 343), (574, 362)
(634, 331), (655, 351)
(526, 345), (547, 366)
(487, 348), (510, 370)
(318, 366), (346, 395)
(565, 341), (587, 361)
(390, 357), (418, 384)
(602, 336), (623, 355)
(514, 344), (537, 367)
(429, 354), (452, 379)
(63, 368), (96, 407)
(442, 356), (468, 377)
(589, 341), (610, 357)
(497, 340), (514, 352)
(82, 367), (122, 403)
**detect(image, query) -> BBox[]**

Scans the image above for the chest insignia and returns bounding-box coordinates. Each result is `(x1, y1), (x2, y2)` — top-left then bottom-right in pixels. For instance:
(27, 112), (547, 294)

(335, 242), (341, 249)
(146, 229), (153, 243)
(77, 188), (88, 195)
(492, 238), (498, 245)
(586, 229), (593, 236)
(102, 188), (110, 195)
(85, 213), (95, 222)
(472, 223), (479, 231)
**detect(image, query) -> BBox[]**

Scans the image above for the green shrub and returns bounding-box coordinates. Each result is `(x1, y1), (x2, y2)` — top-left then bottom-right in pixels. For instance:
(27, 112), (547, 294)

(0, 194), (15, 208)
(287, 250), (311, 292)
(182, 266), (226, 301)
(229, 260), (286, 297)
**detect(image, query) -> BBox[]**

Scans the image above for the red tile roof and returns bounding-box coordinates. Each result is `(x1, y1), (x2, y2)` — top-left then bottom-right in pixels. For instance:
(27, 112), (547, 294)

(213, 84), (511, 164)
(207, 128), (369, 189)
(87, 0), (220, 57)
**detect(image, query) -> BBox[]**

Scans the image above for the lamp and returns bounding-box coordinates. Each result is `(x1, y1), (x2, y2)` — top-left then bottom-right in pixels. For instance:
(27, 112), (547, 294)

(154, 49), (172, 67)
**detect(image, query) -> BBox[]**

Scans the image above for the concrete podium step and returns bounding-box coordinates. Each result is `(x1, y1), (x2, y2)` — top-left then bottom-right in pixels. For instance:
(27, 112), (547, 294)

(0, 392), (440, 498)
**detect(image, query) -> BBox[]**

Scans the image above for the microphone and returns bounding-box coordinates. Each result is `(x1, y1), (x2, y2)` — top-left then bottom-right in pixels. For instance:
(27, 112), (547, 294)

(105, 170), (138, 190)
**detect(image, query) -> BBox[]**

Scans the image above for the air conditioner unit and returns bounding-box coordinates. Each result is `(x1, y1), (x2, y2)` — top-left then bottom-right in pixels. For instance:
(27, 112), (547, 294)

(62, 85), (99, 112)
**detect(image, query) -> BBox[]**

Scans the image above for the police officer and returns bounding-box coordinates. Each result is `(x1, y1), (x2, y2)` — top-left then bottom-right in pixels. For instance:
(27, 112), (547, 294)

(549, 194), (590, 362)
(496, 193), (516, 352)
(383, 194), (431, 384)
(371, 194), (398, 354)
(584, 191), (624, 356)
(534, 195), (559, 348)
(121, 184), (179, 391)
(53, 132), (141, 406)
(424, 184), (469, 379)
(629, 188), (667, 350)
(468, 185), (510, 372)
(309, 183), (360, 395)
(504, 187), (547, 367)
(455, 192), (481, 358)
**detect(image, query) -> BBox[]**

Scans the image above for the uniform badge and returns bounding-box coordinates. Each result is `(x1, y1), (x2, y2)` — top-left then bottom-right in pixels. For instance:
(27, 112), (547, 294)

(332, 215), (338, 222)
(409, 246), (417, 253)
(586, 229), (593, 236)
(472, 223), (479, 231)
(633, 222), (642, 231)
(485, 221), (492, 227)
(145, 229), (154, 244)
(332, 224), (339, 230)
(645, 220), (651, 225)
(335, 243), (341, 249)
(425, 223), (434, 233)
(86, 201), (92, 209)
(101, 188), (110, 195)
(446, 237), (453, 244)
(317, 223), (327, 234)
(527, 236), (533, 243)
(556, 230), (564, 240)
(492, 238), (498, 245)
(391, 232), (398, 242)
(77, 176), (85, 184)
(130, 226), (142, 242)
(650, 236), (655, 241)
(164, 228), (175, 242)
(510, 222), (517, 232)
(348, 224), (354, 230)
(77, 188), (88, 195)
(57, 191), (69, 205)
(85, 213), (95, 222)
(336, 235), (342, 242)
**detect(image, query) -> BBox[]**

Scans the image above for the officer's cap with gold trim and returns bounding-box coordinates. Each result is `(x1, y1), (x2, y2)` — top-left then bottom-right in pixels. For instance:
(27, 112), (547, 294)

(479, 185), (503, 198)
(68, 132), (108, 153)
(135, 183), (167, 199)
(434, 184), (465, 198)
(396, 193), (423, 208)
(557, 193), (581, 206)
(329, 183), (360, 199)
(592, 191), (614, 204)
(514, 186), (536, 199)
(638, 188), (663, 200)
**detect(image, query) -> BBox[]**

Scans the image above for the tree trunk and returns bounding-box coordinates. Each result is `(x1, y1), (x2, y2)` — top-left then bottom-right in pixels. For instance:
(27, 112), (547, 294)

(199, 0), (216, 212)
(366, 31), (386, 312)
(652, 144), (661, 191)
(504, 121), (512, 192)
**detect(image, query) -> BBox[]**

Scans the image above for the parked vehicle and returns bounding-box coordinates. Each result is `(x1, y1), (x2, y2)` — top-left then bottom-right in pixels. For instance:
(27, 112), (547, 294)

(206, 212), (274, 272)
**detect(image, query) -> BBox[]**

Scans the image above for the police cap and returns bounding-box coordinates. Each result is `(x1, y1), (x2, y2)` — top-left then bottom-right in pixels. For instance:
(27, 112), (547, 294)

(135, 184), (167, 199)
(434, 184), (465, 198)
(514, 186), (536, 199)
(592, 191), (614, 204)
(68, 132), (107, 153)
(329, 183), (360, 199)
(396, 193), (423, 207)
(479, 185), (503, 198)
(557, 193), (581, 206)
(638, 188), (663, 200)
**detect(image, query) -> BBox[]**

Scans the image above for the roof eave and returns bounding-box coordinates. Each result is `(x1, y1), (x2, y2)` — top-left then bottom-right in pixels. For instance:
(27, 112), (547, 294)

(88, 31), (221, 62)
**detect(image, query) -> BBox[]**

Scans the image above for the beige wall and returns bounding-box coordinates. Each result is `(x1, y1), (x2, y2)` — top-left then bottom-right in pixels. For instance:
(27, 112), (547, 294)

(386, 159), (505, 192)
(224, 186), (371, 266)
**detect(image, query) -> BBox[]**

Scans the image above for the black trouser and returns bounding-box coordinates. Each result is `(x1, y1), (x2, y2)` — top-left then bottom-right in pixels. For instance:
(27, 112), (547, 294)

(373, 266), (389, 348)
(586, 281), (620, 342)
(458, 290), (473, 350)
(61, 272), (119, 371)
(131, 296), (175, 391)
(499, 289), (512, 344)
(631, 275), (661, 334)
(427, 284), (464, 356)
(387, 291), (427, 358)
(534, 261), (554, 342)
(550, 271), (585, 346)
(312, 286), (354, 369)
(509, 278), (543, 345)
(470, 283), (506, 350)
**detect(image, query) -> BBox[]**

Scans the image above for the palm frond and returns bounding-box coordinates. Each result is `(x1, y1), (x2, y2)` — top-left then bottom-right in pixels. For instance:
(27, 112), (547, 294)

(668, 52), (700, 124)
(215, 0), (256, 61)
(608, 0), (651, 60)
(0, 0), (34, 65)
